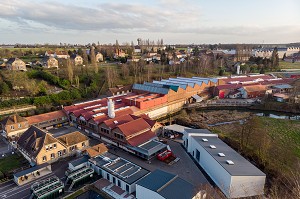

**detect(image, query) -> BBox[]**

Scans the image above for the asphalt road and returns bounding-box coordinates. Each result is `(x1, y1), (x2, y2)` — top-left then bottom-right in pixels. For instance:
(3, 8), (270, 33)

(0, 158), (69, 199)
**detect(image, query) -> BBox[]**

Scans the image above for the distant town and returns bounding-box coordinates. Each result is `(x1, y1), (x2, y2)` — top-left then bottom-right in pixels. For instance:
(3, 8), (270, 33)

(0, 40), (300, 199)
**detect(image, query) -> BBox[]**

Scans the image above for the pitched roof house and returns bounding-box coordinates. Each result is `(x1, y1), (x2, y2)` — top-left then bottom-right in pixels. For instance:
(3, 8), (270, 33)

(70, 54), (83, 66)
(6, 58), (27, 71)
(17, 126), (89, 165)
(41, 57), (58, 68)
(0, 114), (29, 139)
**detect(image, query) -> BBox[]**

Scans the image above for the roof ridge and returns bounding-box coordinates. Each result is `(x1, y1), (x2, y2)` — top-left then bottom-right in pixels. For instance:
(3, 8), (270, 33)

(157, 175), (178, 192)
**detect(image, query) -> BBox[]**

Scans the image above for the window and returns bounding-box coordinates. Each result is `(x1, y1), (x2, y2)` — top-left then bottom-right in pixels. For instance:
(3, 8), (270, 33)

(42, 156), (47, 162)
(46, 146), (49, 151)
(49, 145), (53, 150)
(107, 173), (110, 180)
(58, 151), (62, 157)
(18, 124), (22, 128)
(82, 142), (85, 147)
(63, 149), (66, 154)
(113, 177), (116, 184)
(126, 184), (129, 192)
(10, 125), (14, 130)
(53, 144), (57, 149)
(70, 146), (75, 151)
(51, 153), (55, 159)
(196, 149), (200, 162)
(117, 180), (121, 187)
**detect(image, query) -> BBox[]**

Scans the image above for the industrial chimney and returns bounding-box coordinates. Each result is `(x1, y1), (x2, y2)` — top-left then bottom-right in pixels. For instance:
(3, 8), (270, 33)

(236, 63), (240, 75)
(107, 98), (115, 118)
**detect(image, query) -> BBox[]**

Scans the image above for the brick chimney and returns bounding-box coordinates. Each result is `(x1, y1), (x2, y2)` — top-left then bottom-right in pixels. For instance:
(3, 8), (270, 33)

(13, 115), (17, 123)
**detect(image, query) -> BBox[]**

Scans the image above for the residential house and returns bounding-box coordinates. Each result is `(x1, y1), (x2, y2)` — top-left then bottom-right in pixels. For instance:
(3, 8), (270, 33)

(134, 45), (142, 54)
(6, 58), (27, 71)
(271, 84), (293, 93)
(136, 169), (202, 199)
(26, 110), (68, 129)
(45, 51), (55, 57)
(96, 52), (104, 62)
(55, 51), (69, 59)
(17, 126), (89, 165)
(70, 54), (83, 66)
(41, 57), (58, 68)
(114, 49), (126, 58)
(106, 85), (132, 97)
(0, 114), (29, 139)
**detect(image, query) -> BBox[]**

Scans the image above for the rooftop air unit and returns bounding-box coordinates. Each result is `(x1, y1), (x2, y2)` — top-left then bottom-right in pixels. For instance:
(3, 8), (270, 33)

(226, 160), (234, 165)
(202, 138), (208, 142)
(218, 153), (225, 157)
(210, 145), (216, 149)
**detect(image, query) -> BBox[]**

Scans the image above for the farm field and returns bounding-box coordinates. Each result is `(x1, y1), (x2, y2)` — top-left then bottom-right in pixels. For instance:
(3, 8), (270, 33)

(280, 61), (300, 69)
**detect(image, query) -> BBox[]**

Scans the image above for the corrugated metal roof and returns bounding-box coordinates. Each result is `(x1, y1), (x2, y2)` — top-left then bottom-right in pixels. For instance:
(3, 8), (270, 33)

(133, 84), (169, 94)
(156, 80), (188, 89)
(272, 84), (293, 89)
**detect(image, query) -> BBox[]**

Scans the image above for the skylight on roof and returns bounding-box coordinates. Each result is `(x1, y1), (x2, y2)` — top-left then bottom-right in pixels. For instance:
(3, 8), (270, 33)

(202, 138), (208, 142)
(113, 121), (118, 124)
(226, 160), (234, 165)
(210, 145), (216, 149)
(218, 153), (225, 157)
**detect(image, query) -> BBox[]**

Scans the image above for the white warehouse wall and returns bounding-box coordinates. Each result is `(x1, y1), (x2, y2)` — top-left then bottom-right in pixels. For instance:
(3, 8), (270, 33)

(189, 136), (232, 198)
(136, 185), (165, 199)
(230, 175), (265, 198)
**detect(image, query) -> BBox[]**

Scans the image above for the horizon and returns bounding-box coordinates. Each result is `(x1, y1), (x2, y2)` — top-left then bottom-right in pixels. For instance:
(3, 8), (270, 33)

(0, 0), (300, 44)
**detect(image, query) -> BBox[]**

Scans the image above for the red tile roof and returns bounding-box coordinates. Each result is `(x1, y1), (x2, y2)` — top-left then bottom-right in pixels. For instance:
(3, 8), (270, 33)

(117, 118), (151, 137)
(243, 85), (266, 92)
(26, 110), (67, 125)
(104, 114), (135, 129)
(127, 130), (156, 146)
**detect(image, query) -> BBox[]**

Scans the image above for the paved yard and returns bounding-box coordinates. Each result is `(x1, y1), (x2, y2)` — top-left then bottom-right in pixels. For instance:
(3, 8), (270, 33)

(108, 139), (209, 187)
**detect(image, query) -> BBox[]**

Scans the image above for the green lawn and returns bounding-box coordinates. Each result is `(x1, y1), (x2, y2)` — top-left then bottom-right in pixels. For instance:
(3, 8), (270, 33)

(259, 117), (300, 157)
(279, 61), (300, 69)
(0, 154), (24, 174)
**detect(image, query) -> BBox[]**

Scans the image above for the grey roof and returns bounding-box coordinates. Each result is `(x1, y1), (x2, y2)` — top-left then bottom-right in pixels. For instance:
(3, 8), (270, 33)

(185, 129), (213, 134)
(137, 169), (195, 199)
(14, 163), (49, 178)
(272, 84), (293, 89)
(133, 84), (169, 94)
(136, 140), (166, 156)
(192, 135), (266, 176)
(90, 152), (149, 184)
(164, 124), (192, 134)
(69, 155), (89, 167)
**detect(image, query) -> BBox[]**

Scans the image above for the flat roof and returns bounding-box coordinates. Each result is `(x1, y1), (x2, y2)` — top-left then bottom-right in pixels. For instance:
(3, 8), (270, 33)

(69, 155), (89, 167)
(137, 169), (195, 199)
(192, 135), (266, 176)
(14, 163), (50, 178)
(136, 140), (166, 156)
(164, 124), (191, 134)
(90, 152), (149, 184)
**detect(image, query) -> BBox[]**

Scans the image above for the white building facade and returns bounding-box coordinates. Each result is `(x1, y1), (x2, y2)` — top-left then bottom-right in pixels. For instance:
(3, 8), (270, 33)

(183, 129), (266, 198)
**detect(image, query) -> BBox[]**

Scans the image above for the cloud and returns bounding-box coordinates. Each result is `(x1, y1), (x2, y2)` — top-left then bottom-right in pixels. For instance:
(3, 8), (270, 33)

(0, 0), (202, 33)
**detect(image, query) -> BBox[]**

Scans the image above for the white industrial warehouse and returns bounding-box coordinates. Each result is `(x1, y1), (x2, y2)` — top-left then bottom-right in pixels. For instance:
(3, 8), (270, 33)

(183, 129), (266, 198)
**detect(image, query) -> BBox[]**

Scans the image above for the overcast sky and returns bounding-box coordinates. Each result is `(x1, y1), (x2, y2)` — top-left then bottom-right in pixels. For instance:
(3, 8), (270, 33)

(0, 0), (299, 45)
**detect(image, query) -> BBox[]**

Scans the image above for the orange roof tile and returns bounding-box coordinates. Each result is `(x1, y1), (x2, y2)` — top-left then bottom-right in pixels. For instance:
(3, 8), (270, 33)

(85, 143), (108, 158)
(127, 130), (156, 146)
(26, 110), (67, 125)
(117, 118), (151, 137)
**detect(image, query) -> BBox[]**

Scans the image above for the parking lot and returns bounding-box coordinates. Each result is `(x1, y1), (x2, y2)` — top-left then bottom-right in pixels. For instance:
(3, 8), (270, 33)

(108, 138), (209, 187)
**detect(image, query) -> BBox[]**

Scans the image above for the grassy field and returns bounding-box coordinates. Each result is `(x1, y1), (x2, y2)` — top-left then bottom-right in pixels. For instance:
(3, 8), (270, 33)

(279, 61), (300, 69)
(0, 154), (25, 174)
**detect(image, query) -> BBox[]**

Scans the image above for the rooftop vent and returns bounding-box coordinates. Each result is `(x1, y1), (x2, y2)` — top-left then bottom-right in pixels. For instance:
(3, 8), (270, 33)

(202, 138), (208, 142)
(113, 120), (118, 124)
(210, 145), (216, 149)
(226, 160), (234, 165)
(218, 153), (225, 157)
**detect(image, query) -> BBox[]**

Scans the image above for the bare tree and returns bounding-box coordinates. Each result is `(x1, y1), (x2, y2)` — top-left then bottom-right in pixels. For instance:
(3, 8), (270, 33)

(90, 46), (98, 73)
(66, 58), (74, 84)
